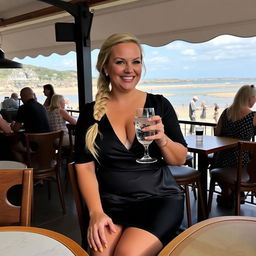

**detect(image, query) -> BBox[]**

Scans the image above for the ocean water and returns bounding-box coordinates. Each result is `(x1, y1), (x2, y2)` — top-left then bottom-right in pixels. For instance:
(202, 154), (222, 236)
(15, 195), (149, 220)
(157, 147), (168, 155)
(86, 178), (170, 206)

(34, 78), (256, 109)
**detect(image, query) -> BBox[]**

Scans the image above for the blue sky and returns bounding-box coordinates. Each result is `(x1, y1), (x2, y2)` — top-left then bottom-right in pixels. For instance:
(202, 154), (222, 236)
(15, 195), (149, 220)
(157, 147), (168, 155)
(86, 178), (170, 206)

(14, 35), (256, 80)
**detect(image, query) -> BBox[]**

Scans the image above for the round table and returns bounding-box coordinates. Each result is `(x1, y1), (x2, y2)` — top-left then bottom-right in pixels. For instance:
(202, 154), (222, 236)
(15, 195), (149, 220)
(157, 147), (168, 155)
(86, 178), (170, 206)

(158, 216), (256, 256)
(0, 226), (88, 256)
(0, 160), (27, 169)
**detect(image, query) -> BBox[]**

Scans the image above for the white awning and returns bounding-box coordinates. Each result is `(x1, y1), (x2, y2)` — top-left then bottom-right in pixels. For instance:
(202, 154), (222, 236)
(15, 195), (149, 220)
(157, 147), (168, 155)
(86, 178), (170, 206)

(1, 0), (256, 59)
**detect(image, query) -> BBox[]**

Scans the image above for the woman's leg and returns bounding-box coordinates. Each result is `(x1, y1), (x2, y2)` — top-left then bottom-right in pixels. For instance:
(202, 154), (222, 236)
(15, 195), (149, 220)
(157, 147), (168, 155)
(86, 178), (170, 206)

(114, 227), (163, 256)
(90, 224), (123, 256)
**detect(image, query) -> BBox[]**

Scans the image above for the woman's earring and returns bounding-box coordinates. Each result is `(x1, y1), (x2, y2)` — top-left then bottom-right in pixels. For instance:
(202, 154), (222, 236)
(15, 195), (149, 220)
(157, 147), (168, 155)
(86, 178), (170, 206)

(105, 72), (108, 77)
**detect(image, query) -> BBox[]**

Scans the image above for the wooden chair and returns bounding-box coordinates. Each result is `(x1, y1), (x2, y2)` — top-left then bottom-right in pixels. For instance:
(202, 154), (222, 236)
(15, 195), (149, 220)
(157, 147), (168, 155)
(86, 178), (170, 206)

(24, 130), (66, 214)
(66, 123), (76, 163)
(0, 168), (33, 226)
(68, 162), (89, 250)
(208, 141), (256, 216)
(169, 165), (206, 227)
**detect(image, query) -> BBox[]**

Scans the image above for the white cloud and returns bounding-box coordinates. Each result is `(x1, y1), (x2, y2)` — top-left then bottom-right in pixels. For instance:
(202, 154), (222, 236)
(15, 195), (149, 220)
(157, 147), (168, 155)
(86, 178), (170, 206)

(145, 56), (170, 64)
(181, 49), (196, 56)
(209, 35), (243, 46)
(62, 59), (76, 68)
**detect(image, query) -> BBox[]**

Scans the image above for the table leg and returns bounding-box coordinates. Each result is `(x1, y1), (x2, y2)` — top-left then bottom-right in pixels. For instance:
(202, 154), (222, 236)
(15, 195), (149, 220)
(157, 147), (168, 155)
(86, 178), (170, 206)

(197, 153), (209, 221)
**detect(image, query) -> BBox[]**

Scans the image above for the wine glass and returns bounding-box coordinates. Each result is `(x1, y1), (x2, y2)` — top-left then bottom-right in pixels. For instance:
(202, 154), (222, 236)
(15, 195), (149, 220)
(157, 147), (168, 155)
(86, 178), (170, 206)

(135, 108), (157, 164)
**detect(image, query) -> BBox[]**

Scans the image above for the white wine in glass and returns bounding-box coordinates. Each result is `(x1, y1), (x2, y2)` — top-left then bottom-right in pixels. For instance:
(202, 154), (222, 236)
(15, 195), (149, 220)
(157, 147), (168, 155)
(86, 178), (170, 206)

(135, 108), (157, 164)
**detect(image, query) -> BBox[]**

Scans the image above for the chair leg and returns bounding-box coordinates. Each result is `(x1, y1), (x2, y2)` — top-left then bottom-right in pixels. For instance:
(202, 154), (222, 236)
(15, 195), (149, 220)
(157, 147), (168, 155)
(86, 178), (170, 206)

(196, 179), (206, 220)
(184, 185), (192, 227)
(56, 172), (66, 214)
(235, 189), (241, 216)
(207, 178), (215, 216)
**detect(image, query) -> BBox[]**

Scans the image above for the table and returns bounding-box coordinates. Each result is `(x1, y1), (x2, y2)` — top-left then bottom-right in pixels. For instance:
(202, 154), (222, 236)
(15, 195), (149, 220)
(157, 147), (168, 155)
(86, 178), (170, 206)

(0, 160), (27, 169)
(0, 226), (88, 256)
(158, 216), (256, 256)
(184, 135), (239, 218)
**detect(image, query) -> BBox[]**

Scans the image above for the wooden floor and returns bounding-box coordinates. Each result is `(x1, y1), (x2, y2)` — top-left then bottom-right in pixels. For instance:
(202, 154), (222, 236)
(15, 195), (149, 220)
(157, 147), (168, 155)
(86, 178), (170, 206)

(32, 164), (256, 247)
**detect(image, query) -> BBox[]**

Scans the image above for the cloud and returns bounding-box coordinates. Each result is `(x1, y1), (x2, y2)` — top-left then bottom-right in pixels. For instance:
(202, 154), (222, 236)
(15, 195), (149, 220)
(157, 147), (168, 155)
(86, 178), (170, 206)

(62, 59), (76, 68)
(181, 49), (196, 56)
(145, 56), (170, 64)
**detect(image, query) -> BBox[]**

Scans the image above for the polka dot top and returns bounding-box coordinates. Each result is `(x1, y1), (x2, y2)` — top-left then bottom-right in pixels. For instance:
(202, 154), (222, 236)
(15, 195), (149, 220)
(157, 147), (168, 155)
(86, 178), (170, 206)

(213, 108), (256, 168)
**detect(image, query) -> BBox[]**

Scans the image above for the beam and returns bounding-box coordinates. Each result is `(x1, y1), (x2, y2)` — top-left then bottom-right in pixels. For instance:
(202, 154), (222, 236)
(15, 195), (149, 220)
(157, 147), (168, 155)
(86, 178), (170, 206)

(38, 0), (94, 108)
(0, 0), (117, 27)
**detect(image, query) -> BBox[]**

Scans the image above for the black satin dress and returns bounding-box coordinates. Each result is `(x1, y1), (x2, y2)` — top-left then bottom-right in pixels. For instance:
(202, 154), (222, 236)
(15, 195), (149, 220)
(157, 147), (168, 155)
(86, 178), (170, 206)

(75, 93), (187, 245)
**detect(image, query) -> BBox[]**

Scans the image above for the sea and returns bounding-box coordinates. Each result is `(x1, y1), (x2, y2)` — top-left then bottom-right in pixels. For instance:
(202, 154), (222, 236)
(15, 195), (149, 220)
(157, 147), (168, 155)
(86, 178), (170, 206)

(34, 78), (256, 109)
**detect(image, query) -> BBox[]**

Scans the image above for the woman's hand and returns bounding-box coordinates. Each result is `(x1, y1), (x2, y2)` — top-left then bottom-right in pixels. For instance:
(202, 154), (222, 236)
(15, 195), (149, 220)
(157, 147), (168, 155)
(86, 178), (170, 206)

(143, 115), (167, 148)
(88, 211), (116, 252)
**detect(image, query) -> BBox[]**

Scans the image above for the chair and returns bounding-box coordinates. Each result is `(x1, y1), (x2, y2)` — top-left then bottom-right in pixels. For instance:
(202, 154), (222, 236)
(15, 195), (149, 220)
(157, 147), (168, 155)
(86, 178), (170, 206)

(169, 165), (206, 227)
(68, 162), (89, 250)
(208, 141), (256, 216)
(24, 130), (66, 214)
(0, 168), (33, 226)
(66, 123), (76, 163)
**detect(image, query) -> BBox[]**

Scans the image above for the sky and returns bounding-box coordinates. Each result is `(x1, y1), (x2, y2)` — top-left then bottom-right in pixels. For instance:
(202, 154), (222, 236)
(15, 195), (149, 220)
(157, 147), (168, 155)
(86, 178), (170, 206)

(14, 35), (256, 80)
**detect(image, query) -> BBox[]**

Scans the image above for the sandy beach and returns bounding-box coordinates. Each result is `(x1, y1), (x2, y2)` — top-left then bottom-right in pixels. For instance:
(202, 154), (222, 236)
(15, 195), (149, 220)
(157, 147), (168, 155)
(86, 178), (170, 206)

(0, 84), (227, 122)
(32, 86), (224, 122)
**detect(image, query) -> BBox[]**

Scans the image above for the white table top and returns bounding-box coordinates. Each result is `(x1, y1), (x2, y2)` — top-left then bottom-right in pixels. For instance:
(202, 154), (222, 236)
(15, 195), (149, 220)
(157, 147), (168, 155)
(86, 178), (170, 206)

(0, 161), (27, 169)
(0, 231), (75, 256)
(0, 227), (88, 256)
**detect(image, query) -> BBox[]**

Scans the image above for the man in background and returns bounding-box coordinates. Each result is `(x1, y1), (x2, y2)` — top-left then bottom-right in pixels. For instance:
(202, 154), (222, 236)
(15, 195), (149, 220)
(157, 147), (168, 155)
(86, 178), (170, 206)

(189, 96), (199, 134)
(1, 93), (19, 110)
(11, 87), (50, 133)
(11, 87), (50, 162)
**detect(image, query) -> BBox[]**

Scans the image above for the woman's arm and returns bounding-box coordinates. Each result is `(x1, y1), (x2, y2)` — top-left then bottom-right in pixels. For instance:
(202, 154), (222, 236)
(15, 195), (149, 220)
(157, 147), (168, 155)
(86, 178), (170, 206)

(60, 109), (77, 125)
(75, 161), (116, 252)
(0, 118), (13, 134)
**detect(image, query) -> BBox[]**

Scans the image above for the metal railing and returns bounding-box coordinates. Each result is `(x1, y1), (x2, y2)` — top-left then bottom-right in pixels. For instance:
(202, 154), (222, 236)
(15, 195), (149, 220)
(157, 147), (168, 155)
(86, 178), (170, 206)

(178, 119), (216, 136)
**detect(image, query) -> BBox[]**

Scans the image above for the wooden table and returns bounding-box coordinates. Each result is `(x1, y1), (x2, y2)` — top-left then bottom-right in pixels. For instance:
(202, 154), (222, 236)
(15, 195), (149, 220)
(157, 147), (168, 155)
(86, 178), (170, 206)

(0, 226), (88, 256)
(158, 216), (256, 256)
(184, 135), (239, 219)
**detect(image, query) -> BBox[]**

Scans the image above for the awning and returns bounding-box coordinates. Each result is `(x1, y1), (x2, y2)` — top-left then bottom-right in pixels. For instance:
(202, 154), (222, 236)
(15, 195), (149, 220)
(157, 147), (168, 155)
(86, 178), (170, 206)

(1, 0), (256, 59)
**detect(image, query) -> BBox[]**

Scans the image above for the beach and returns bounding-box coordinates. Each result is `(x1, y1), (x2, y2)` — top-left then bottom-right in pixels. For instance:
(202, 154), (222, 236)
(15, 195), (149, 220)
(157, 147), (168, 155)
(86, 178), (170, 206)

(30, 86), (225, 122)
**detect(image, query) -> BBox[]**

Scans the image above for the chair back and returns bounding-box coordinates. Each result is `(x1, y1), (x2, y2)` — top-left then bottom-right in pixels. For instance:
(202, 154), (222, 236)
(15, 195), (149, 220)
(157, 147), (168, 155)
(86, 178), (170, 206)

(0, 168), (33, 226)
(66, 124), (76, 162)
(237, 141), (256, 185)
(68, 162), (89, 250)
(24, 130), (63, 172)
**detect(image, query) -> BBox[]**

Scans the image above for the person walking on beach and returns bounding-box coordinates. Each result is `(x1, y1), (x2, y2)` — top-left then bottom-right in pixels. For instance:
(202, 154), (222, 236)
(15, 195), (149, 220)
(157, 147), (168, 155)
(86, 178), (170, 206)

(189, 96), (198, 133)
(213, 103), (220, 122)
(200, 100), (207, 119)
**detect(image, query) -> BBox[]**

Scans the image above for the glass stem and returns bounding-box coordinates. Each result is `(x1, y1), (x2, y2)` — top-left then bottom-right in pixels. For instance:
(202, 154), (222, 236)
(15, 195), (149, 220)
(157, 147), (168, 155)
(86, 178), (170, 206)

(144, 145), (150, 157)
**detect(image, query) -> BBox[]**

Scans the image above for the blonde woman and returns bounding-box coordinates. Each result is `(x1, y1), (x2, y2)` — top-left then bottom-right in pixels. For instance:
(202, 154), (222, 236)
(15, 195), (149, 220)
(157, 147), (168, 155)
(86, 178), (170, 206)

(48, 94), (76, 146)
(212, 85), (256, 207)
(74, 33), (187, 256)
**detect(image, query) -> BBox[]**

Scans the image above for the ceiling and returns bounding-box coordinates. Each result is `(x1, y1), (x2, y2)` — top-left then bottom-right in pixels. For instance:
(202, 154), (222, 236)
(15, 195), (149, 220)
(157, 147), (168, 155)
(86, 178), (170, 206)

(1, 0), (256, 59)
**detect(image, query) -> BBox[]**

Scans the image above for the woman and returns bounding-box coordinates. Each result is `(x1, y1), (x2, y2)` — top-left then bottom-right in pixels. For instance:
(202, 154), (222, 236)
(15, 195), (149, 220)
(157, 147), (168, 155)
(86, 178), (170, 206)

(74, 33), (187, 256)
(200, 101), (207, 119)
(48, 94), (76, 146)
(212, 85), (256, 206)
(43, 84), (55, 109)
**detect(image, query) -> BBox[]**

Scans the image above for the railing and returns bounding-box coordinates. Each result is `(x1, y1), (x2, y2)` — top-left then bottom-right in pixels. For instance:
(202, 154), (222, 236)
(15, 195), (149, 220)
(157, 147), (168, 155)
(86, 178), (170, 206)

(178, 119), (216, 136)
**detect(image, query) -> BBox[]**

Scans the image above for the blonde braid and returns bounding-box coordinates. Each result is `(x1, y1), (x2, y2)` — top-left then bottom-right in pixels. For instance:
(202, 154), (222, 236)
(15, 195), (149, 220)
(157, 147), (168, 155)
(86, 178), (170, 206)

(86, 74), (110, 159)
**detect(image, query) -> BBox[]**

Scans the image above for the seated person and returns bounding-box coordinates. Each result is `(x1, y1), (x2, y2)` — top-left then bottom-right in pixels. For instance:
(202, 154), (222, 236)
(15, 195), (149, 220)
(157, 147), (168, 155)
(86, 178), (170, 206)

(48, 94), (77, 146)
(11, 87), (50, 162)
(11, 87), (50, 133)
(1, 93), (19, 110)
(212, 84), (256, 207)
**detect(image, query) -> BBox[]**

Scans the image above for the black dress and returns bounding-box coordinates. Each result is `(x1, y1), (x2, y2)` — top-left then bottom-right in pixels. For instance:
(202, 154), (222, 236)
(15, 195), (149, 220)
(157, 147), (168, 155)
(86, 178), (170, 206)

(75, 93), (187, 245)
